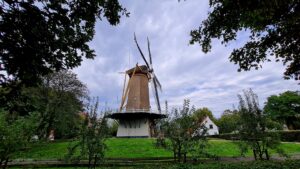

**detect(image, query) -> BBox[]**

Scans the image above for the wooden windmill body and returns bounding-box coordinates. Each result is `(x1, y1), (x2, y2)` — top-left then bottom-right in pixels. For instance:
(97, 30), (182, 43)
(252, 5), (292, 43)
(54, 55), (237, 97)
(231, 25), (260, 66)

(107, 35), (166, 138)
(125, 65), (150, 111)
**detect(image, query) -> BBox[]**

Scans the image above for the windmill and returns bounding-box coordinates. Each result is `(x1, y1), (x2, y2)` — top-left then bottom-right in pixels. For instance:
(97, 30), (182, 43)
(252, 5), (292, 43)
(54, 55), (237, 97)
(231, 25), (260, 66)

(107, 34), (166, 138)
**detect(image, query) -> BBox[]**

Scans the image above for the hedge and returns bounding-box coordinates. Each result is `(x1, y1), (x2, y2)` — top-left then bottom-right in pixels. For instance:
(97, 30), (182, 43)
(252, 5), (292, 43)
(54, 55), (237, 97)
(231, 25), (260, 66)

(209, 130), (300, 142)
(277, 130), (300, 142)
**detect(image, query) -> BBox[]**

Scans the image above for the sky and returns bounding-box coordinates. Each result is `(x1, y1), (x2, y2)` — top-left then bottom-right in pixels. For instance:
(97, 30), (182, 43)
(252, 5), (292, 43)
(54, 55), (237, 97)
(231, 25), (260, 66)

(73, 0), (299, 118)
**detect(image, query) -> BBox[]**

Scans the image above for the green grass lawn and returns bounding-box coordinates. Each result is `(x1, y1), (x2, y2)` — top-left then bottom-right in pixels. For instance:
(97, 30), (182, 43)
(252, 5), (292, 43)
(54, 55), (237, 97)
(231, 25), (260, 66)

(14, 138), (300, 160)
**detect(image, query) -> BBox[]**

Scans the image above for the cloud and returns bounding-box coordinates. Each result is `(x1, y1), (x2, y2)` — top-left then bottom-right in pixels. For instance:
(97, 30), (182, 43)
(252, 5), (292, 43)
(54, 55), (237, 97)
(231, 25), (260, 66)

(73, 0), (299, 118)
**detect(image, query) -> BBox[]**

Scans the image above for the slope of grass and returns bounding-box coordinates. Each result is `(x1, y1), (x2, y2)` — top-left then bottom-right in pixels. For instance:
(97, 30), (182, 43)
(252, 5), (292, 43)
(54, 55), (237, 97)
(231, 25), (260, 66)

(105, 138), (172, 158)
(206, 139), (242, 157)
(14, 138), (300, 160)
(278, 142), (300, 155)
(15, 141), (71, 160)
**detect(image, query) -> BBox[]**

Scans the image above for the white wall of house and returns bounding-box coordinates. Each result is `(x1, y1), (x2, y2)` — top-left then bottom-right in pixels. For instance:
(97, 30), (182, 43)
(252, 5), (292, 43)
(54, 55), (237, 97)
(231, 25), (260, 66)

(117, 118), (150, 137)
(202, 116), (219, 135)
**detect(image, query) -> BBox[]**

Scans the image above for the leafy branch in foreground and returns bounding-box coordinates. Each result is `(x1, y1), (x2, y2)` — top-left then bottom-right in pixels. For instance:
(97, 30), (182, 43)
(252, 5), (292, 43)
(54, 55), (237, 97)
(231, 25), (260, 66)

(190, 0), (300, 81)
(0, 0), (129, 86)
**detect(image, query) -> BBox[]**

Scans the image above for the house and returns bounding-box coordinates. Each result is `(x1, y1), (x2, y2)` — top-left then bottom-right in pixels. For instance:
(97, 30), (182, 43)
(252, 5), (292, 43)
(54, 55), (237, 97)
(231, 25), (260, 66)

(201, 116), (219, 135)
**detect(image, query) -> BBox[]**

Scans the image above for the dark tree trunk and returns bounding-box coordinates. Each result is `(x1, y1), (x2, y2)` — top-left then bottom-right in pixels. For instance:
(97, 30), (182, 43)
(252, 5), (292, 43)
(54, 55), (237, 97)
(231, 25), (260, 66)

(183, 153), (187, 163)
(88, 155), (92, 169)
(173, 151), (177, 161)
(257, 147), (263, 160)
(265, 149), (269, 160)
(2, 157), (9, 169)
(177, 145), (181, 162)
(255, 142), (263, 160)
(259, 152), (263, 160)
(93, 155), (98, 169)
(253, 149), (257, 160)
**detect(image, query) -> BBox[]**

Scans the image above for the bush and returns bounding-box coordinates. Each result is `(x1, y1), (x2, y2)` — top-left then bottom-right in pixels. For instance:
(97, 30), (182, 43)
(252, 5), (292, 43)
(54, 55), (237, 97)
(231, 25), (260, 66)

(0, 111), (37, 169)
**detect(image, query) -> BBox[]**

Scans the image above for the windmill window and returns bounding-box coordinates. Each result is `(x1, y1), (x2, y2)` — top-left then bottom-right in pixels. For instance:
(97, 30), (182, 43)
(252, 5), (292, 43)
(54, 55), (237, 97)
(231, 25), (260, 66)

(209, 124), (213, 129)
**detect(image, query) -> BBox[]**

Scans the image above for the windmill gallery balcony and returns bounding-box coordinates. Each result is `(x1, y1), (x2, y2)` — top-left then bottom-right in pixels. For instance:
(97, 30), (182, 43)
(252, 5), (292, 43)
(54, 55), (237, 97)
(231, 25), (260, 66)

(107, 108), (167, 120)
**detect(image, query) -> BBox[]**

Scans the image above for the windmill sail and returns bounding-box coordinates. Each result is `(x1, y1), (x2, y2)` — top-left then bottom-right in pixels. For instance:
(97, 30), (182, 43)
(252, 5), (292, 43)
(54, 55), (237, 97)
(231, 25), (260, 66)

(134, 33), (150, 68)
(152, 76), (161, 113)
(147, 37), (153, 69)
(134, 34), (162, 113)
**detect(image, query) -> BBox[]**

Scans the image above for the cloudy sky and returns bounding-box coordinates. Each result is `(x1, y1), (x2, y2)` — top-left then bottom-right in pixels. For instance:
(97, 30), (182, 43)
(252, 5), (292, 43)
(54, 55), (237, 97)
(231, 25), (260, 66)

(73, 0), (299, 118)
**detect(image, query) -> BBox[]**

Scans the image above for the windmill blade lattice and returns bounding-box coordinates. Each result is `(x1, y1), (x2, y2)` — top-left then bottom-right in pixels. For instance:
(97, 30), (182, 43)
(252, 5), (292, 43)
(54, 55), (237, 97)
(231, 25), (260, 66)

(134, 34), (162, 113)
(134, 33), (150, 68)
(147, 37), (153, 69)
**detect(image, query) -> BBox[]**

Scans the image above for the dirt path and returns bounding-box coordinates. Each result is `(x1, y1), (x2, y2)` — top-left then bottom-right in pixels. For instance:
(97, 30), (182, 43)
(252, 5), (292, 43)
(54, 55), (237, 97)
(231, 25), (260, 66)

(8, 154), (300, 167)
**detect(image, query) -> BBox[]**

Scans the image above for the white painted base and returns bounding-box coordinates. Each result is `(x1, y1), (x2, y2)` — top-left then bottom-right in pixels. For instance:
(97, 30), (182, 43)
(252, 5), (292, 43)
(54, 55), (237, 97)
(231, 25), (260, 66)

(117, 118), (150, 137)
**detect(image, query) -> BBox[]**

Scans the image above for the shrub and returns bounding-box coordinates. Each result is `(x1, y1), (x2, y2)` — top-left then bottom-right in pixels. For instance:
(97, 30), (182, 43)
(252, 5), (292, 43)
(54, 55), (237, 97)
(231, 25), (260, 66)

(65, 100), (108, 169)
(0, 111), (37, 169)
(162, 100), (209, 163)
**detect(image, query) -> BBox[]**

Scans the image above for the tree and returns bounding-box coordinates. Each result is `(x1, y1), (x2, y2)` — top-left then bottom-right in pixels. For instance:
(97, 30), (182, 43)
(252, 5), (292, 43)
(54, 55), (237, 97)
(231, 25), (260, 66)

(66, 99), (108, 169)
(237, 89), (283, 160)
(190, 0), (300, 81)
(192, 107), (217, 124)
(0, 0), (129, 86)
(162, 100), (208, 163)
(0, 70), (88, 139)
(35, 70), (88, 139)
(217, 109), (240, 134)
(264, 91), (300, 129)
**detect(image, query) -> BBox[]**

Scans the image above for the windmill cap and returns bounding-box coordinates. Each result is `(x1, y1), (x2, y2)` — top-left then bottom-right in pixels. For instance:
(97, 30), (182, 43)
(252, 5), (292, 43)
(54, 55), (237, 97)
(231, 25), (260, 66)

(126, 65), (149, 76)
